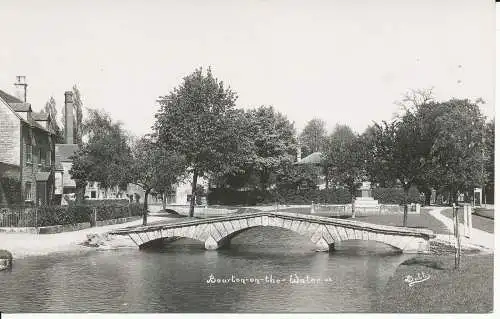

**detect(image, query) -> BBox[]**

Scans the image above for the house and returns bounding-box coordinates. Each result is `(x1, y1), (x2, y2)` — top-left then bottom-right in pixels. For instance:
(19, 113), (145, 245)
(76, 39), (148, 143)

(0, 84), (57, 206)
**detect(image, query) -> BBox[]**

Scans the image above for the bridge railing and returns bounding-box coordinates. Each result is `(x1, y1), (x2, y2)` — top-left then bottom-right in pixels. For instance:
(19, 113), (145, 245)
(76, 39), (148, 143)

(310, 203), (417, 217)
(163, 205), (236, 218)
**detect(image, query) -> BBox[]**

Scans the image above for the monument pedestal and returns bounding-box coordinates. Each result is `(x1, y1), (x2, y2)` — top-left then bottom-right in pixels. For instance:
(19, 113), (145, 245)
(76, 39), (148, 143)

(354, 182), (379, 210)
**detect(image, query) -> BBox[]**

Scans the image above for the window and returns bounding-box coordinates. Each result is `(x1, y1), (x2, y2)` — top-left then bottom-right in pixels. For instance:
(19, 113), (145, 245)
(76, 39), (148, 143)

(40, 149), (45, 166)
(47, 150), (51, 166)
(26, 145), (32, 163)
(32, 146), (37, 164)
(24, 182), (32, 201)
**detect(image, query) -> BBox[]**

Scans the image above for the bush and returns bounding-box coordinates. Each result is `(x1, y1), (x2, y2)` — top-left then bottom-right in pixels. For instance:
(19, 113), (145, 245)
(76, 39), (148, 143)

(83, 199), (130, 206)
(373, 186), (423, 205)
(207, 188), (352, 205)
(37, 205), (92, 227)
(0, 177), (21, 204)
(94, 203), (144, 221)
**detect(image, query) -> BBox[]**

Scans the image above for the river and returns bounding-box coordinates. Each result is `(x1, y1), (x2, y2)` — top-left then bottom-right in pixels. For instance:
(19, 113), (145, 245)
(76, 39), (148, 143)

(0, 226), (409, 313)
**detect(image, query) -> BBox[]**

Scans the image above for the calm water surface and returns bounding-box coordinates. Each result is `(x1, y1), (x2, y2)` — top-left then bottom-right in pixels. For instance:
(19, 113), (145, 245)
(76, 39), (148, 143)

(0, 227), (409, 313)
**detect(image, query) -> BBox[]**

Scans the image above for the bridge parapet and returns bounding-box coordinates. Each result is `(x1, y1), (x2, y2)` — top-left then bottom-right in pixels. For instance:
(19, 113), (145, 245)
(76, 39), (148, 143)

(110, 211), (435, 254)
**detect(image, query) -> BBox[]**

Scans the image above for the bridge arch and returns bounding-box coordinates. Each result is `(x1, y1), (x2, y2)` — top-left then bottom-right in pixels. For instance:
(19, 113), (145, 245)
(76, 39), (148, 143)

(118, 213), (433, 254)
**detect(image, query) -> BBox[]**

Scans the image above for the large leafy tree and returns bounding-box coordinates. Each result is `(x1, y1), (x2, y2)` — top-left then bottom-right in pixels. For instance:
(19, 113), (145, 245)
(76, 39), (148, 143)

(323, 124), (364, 211)
(424, 99), (486, 202)
(154, 67), (253, 217)
(70, 109), (132, 202)
(131, 135), (187, 225)
(360, 122), (399, 188)
(244, 106), (297, 191)
(300, 118), (327, 156)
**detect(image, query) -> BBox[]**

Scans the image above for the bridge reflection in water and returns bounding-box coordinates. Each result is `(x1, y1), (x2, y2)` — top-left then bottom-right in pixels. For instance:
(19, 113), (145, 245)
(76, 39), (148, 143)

(110, 211), (435, 254)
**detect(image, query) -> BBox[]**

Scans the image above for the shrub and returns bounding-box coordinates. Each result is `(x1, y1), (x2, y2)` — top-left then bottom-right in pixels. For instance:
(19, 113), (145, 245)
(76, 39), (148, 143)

(0, 177), (21, 204)
(94, 203), (145, 221)
(83, 199), (130, 206)
(37, 205), (92, 227)
(207, 188), (353, 205)
(373, 186), (423, 205)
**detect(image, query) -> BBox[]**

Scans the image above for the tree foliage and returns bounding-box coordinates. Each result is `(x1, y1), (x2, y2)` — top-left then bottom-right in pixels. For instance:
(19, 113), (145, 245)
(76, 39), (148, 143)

(323, 124), (364, 198)
(300, 118), (327, 156)
(154, 67), (253, 216)
(69, 109), (132, 202)
(130, 135), (187, 225)
(72, 85), (84, 146)
(44, 96), (64, 143)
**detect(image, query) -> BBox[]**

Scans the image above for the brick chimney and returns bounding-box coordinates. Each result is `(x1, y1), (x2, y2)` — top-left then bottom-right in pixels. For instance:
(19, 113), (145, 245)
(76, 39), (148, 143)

(14, 76), (28, 102)
(64, 91), (74, 144)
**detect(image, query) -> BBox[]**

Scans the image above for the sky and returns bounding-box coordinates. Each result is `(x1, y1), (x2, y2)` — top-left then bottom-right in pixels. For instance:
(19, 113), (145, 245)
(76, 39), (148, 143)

(0, 0), (495, 137)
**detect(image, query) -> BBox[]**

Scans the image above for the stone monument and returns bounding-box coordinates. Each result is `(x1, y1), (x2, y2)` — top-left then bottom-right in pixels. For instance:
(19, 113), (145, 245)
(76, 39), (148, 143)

(354, 181), (379, 210)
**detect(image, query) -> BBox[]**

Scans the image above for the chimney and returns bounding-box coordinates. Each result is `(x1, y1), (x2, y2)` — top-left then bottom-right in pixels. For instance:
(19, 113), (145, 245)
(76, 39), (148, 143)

(64, 91), (74, 144)
(14, 76), (28, 102)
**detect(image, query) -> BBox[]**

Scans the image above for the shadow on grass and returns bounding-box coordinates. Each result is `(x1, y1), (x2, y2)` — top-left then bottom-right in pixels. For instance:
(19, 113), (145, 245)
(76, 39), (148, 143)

(401, 256), (446, 270)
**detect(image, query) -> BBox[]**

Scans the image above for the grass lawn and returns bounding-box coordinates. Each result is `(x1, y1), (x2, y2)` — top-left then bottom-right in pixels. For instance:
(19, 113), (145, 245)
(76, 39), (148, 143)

(355, 209), (450, 234)
(375, 253), (493, 313)
(441, 208), (494, 234)
(277, 207), (312, 214)
(474, 208), (494, 219)
(278, 207), (450, 234)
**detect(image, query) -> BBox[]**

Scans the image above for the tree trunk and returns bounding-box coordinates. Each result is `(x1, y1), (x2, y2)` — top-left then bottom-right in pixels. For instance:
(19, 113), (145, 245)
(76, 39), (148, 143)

(424, 189), (432, 206)
(75, 181), (87, 203)
(403, 186), (409, 227)
(142, 188), (150, 226)
(189, 170), (198, 217)
(162, 189), (167, 210)
(324, 167), (329, 190)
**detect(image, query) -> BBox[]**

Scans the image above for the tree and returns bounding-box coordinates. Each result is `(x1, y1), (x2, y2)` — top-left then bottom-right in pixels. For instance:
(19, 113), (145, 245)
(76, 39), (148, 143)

(131, 135), (187, 225)
(300, 118), (327, 156)
(483, 119), (494, 203)
(154, 67), (253, 217)
(69, 109), (132, 202)
(423, 99), (486, 203)
(44, 96), (64, 143)
(72, 85), (84, 145)
(360, 122), (399, 188)
(243, 106), (297, 192)
(323, 124), (364, 212)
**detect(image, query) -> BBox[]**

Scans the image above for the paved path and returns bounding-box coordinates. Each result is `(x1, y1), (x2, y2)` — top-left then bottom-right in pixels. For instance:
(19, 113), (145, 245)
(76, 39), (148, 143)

(428, 207), (494, 252)
(0, 216), (174, 259)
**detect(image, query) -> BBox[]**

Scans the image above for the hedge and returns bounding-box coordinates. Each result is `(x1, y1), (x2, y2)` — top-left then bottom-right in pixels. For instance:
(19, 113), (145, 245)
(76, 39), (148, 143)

(372, 186), (423, 205)
(83, 199), (130, 206)
(36, 203), (145, 227)
(207, 188), (353, 205)
(94, 203), (144, 221)
(208, 186), (425, 206)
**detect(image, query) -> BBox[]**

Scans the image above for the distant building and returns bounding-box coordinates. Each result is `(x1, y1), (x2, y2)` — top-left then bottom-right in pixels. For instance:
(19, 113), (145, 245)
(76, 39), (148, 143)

(0, 80), (57, 205)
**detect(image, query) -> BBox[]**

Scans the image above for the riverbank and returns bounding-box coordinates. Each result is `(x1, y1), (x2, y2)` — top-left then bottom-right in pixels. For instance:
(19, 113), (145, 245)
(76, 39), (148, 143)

(0, 216), (176, 259)
(375, 207), (494, 312)
(376, 253), (493, 312)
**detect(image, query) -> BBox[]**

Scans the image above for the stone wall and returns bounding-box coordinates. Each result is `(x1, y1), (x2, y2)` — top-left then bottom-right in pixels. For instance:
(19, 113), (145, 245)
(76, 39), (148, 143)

(0, 100), (21, 167)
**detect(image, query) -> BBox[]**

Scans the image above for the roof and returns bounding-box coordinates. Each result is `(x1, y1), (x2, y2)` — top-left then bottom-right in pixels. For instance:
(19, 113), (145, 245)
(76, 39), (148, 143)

(10, 103), (31, 112)
(36, 171), (51, 182)
(55, 144), (80, 163)
(32, 112), (49, 121)
(0, 89), (22, 104)
(295, 152), (323, 165)
(0, 88), (54, 135)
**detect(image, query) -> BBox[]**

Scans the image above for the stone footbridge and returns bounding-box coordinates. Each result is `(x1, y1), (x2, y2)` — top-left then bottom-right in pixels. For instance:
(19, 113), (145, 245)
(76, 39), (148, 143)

(109, 212), (435, 253)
